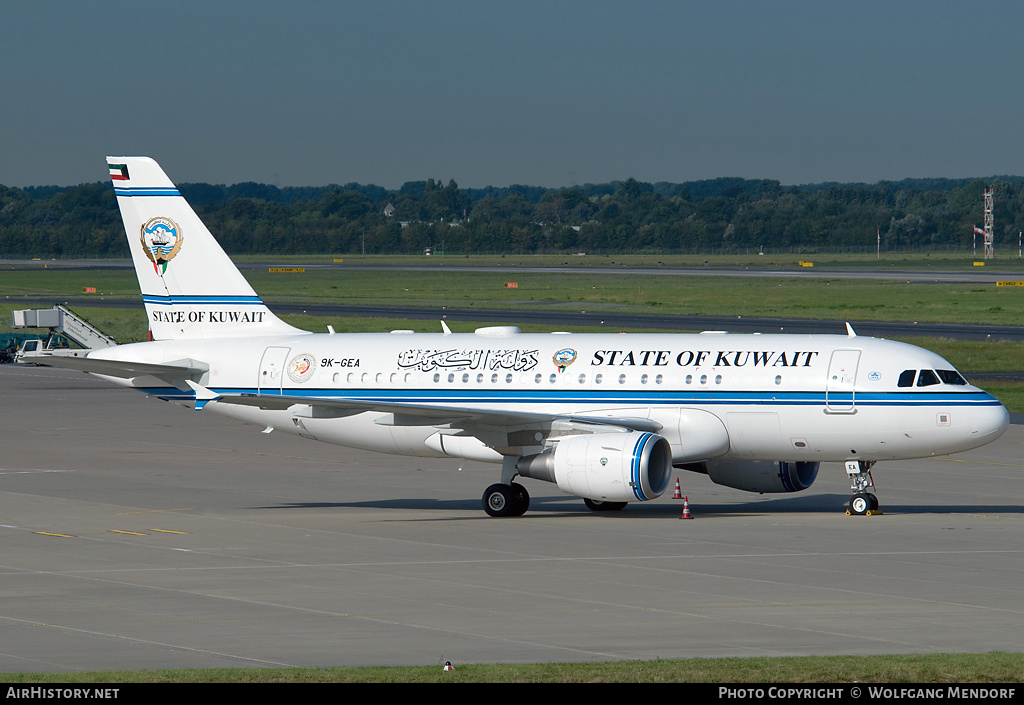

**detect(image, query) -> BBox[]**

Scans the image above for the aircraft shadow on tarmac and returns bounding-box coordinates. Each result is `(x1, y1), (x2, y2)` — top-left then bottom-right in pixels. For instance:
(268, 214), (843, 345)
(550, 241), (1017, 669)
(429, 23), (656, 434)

(255, 493), (1024, 517)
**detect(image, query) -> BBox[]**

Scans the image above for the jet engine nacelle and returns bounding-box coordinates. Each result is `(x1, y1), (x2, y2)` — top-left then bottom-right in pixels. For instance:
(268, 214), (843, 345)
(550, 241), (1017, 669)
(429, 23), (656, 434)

(683, 459), (820, 494)
(516, 432), (673, 503)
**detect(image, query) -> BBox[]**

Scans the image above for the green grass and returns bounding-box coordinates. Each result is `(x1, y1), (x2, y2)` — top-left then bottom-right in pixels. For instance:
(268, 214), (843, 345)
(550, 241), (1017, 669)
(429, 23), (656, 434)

(5, 652), (1022, 683)
(247, 269), (1024, 326)
(7, 259), (1024, 325)
(884, 336), (1024, 373)
(972, 380), (1024, 411)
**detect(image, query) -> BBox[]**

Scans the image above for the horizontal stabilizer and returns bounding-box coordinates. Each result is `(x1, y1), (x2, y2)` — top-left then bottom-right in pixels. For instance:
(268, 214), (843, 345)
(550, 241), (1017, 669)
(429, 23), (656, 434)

(20, 350), (208, 379)
(185, 380), (222, 411)
(23, 350), (209, 392)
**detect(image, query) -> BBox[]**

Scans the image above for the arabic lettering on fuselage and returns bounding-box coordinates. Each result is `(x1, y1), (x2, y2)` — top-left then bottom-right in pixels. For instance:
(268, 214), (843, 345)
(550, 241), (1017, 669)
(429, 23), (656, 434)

(397, 349), (541, 373)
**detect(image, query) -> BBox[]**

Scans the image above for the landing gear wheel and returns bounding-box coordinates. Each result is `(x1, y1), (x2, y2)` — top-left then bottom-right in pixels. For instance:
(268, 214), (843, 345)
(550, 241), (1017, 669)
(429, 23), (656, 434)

(483, 483), (530, 517)
(510, 482), (530, 517)
(867, 493), (879, 511)
(849, 493), (871, 515)
(483, 484), (513, 517)
(584, 498), (628, 512)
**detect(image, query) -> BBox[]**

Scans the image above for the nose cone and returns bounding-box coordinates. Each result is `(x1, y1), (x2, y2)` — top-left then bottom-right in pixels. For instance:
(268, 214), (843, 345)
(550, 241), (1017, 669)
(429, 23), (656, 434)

(970, 398), (1010, 447)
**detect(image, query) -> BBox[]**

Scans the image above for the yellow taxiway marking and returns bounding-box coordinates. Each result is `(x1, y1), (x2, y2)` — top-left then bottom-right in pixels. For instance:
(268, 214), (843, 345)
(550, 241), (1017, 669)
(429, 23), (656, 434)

(938, 457), (1024, 468)
(32, 529), (188, 537)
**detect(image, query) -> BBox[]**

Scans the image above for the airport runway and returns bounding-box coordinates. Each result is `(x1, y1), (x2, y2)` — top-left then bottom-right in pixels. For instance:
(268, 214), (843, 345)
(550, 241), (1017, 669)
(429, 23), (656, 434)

(2, 365), (1022, 673)
(5, 258), (1024, 284)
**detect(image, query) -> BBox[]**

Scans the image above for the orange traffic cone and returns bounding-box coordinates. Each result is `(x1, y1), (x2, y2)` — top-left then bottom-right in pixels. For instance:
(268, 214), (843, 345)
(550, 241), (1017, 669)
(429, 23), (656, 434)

(673, 477), (682, 499)
(680, 496), (693, 519)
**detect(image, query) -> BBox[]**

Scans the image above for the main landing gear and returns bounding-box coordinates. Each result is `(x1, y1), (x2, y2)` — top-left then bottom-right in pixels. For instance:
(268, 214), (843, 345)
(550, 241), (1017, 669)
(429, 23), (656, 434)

(481, 484), (630, 516)
(482, 482), (530, 518)
(845, 460), (880, 515)
(482, 456), (532, 517)
(480, 457), (632, 517)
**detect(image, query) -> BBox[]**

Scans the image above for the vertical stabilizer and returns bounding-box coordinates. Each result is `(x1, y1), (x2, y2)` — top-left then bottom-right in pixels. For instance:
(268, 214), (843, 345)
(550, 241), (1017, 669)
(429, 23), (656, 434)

(107, 157), (306, 340)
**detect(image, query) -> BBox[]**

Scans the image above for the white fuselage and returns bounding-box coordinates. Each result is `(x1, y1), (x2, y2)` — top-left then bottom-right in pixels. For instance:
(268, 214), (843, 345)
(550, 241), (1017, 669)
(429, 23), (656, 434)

(91, 329), (1010, 465)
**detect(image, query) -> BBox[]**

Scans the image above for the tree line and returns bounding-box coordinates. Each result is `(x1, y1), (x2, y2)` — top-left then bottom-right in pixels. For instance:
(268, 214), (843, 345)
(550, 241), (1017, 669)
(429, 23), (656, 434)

(3, 174), (1024, 258)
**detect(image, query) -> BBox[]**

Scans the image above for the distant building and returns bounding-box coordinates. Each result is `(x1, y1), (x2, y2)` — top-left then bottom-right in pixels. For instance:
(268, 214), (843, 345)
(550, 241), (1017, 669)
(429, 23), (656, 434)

(383, 202), (396, 217)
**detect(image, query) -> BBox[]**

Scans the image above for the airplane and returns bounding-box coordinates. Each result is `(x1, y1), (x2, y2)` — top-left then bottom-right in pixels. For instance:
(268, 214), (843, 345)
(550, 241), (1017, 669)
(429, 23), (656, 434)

(28, 156), (1010, 517)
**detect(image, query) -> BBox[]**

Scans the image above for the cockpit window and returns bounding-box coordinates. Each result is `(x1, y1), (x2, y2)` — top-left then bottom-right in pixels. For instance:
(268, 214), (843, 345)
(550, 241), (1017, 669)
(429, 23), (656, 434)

(937, 369), (968, 386)
(898, 370), (916, 388)
(916, 369), (940, 387)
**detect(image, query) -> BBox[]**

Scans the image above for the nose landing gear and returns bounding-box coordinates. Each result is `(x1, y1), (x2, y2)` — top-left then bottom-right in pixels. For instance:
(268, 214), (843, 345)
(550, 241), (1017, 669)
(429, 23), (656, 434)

(845, 460), (881, 515)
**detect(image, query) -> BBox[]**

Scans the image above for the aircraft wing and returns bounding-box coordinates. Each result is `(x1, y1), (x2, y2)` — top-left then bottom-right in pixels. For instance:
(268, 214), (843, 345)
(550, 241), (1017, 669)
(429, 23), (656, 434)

(193, 385), (663, 433)
(25, 352), (658, 434)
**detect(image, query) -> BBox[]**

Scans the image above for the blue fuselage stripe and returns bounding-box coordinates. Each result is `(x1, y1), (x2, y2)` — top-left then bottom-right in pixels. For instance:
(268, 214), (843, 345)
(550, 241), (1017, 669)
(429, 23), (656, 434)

(139, 386), (1002, 408)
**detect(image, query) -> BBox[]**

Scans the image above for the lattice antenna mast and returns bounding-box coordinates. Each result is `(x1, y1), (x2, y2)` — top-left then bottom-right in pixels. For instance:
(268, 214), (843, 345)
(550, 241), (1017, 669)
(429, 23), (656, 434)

(984, 188), (995, 259)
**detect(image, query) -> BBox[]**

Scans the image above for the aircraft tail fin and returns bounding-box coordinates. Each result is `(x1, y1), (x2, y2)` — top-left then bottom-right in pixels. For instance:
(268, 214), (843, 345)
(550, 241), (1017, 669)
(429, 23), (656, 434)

(106, 156), (306, 340)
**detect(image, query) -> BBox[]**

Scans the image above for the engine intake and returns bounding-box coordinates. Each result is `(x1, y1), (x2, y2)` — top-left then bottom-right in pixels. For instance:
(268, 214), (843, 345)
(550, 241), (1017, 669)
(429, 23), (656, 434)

(517, 432), (673, 503)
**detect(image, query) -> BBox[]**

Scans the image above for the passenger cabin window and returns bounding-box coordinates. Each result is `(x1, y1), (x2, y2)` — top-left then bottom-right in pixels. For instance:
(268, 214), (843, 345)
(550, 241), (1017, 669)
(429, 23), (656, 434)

(898, 370), (916, 388)
(916, 369), (940, 387)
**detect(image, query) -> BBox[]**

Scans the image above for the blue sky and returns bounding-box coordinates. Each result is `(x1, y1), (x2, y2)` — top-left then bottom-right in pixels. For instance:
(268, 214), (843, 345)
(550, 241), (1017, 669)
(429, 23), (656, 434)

(4, 1), (1024, 189)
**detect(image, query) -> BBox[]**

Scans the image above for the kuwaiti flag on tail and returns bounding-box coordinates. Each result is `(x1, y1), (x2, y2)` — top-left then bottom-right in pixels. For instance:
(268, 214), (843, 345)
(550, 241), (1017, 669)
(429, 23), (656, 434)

(108, 163), (130, 181)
